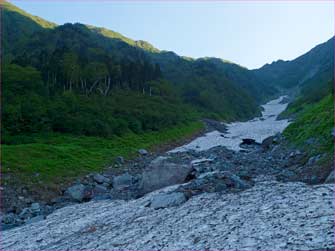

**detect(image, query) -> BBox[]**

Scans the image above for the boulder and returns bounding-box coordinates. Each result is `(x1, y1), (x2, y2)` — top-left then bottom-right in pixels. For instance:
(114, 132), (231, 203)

(92, 185), (108, 195)
(177, 171), (251, 198)
(279, 96), (290, 104)
(289, 150), (302, 158)
(30, 203), (41, 213)
(65, 184), (89, 202)
(138, 149), (148, 155)
(241, 138), (260, 145)
(113, 173), (134, 190)
(150, 192), (187, 209)
(19, 208), (32, 219)
(140, 161), (192, 194)
(261, 136), (274, 150)
(93, 174), (110, 184)
(2, 213), (16, 225)
(287, 150), (305, 166)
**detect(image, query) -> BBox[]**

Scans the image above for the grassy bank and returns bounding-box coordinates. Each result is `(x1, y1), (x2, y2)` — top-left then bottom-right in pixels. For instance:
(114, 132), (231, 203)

(283, 94), (334, 155)
(2, 121), (203, 189)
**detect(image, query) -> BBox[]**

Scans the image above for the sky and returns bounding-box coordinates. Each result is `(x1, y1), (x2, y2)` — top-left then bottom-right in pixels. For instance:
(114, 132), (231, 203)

(10, 0), (334, 69)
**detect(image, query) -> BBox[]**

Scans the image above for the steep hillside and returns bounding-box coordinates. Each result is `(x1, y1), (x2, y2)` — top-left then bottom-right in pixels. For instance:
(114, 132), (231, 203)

(2, 1), (56, 62)
(2, 1), (276, 127)
(254, 37), (334, 90)
(284, 94), (334, 155)
(254, 34), (334, 159)
(1, 1), (272, 197)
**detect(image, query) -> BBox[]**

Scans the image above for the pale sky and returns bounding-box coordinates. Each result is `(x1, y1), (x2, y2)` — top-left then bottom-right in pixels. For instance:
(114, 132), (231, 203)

(10, 0), (334, 69)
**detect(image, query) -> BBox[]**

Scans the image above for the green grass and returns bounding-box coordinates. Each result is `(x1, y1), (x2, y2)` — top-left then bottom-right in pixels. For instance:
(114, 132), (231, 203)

(283, 94), (334, 155)
(2, 121), (203, 188)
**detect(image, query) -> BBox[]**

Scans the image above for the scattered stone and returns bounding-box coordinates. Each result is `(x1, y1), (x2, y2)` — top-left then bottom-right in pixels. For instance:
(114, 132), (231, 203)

(138, 149), (148, 155)
(289, 150), (302, 158)
(2, 213), (16, 224)
(178, 171), (251, 198)
(92, 185), (108, 195)
(150, 192), (187, 209)
(191, 158), (214, 166)
(19, 208), (32, 219)
(93, 174), (110, 184)
(101, 182), (110, 187)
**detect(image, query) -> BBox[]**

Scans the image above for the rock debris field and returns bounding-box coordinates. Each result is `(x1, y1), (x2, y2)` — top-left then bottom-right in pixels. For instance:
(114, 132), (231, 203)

(2, 180), (334, 250)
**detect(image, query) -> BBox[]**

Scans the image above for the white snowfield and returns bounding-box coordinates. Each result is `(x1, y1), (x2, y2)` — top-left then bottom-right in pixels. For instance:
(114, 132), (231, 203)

(170, 96), (290, 152)
(2, 181), (334, 250)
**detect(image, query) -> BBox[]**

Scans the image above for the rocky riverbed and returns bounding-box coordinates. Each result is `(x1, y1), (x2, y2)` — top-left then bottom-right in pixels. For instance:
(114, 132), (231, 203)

(2, 132), (334, 250)
(2, 96), (334, 250)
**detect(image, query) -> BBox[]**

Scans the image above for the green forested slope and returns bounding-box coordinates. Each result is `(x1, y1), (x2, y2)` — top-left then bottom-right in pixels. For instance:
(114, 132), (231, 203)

(2, 1), (276, 144)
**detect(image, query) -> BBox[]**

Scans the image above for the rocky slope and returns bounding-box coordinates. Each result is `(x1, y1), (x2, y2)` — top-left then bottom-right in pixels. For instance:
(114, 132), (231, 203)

(2, 178), (334, 250)
(2, 133), (334, 250)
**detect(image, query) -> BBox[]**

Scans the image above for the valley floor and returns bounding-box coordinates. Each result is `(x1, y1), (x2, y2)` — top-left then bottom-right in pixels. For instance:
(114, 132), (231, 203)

(2, 96), (334, 250)
(2, 136), (334, 250)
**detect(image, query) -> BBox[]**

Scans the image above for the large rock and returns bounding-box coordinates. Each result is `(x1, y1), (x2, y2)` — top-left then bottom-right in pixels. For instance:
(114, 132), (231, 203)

(140, 160), (192, 194)
(30, 203), (40, 213)
(286, 150), (306, 166)
(241, 138), (258, 145)
(150, 192), (187, 209)
(261, 136), (274, 150)
(92, 185), (108, 195)
(113, 173), (134, 190)
(1, 213), (16, 225)
(65, 184), (89, 202)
